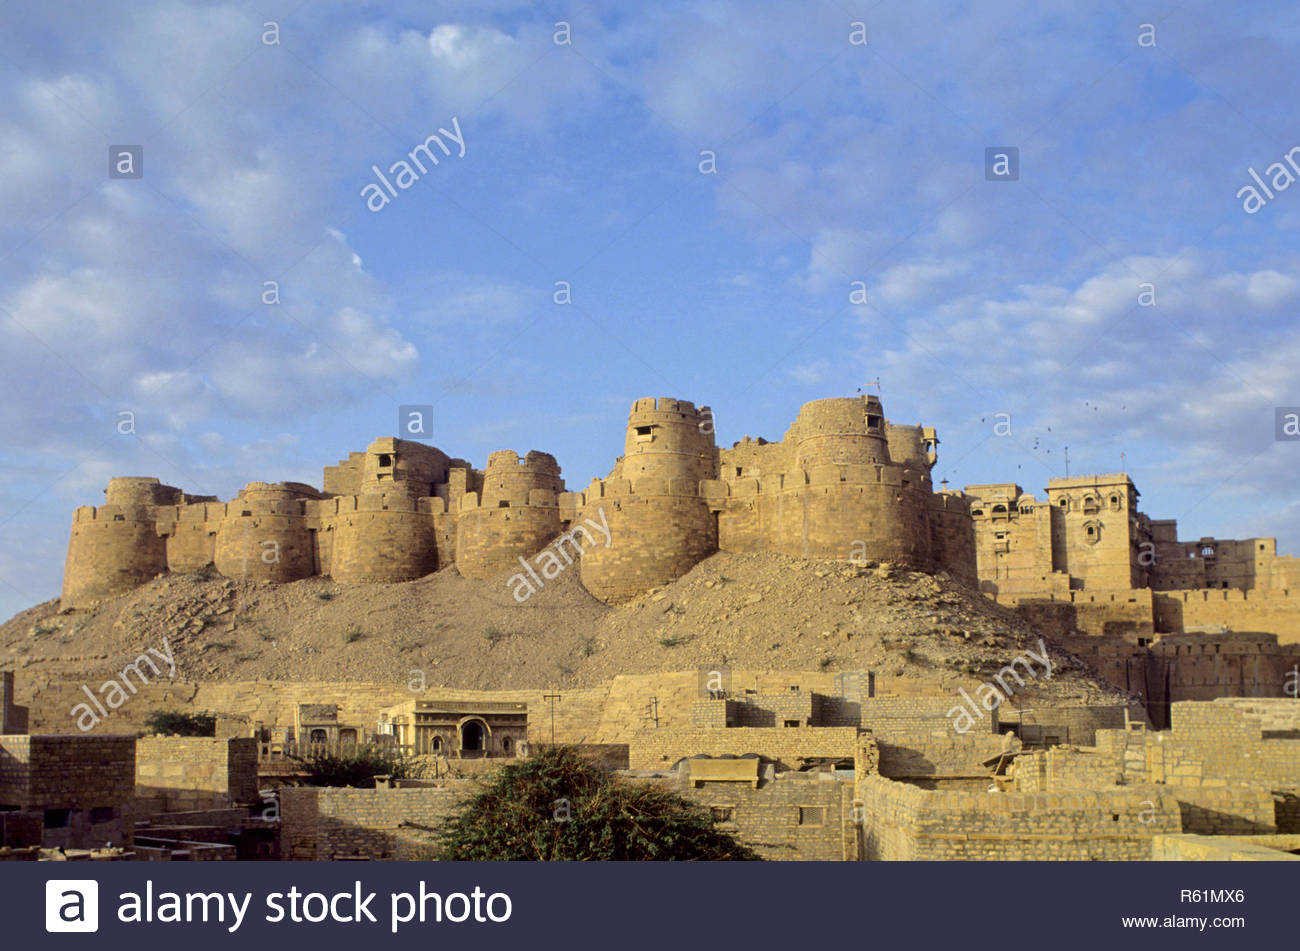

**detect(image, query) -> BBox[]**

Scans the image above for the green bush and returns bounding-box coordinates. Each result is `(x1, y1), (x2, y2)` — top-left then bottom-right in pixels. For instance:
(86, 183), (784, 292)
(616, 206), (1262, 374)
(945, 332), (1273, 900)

(291, 746), (427, 788)
(436, 746), (760, 861)
(143, 710), (216, 737)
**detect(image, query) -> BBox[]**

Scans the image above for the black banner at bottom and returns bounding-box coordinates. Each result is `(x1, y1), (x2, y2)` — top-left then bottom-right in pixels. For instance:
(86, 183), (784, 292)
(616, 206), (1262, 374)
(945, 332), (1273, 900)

(13, 861), (1290, 948)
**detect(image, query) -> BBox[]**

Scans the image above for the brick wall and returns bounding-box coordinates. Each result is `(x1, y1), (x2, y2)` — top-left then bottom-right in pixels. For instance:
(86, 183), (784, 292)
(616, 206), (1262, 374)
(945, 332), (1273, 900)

(858, 775), (1180, 860)
(0, 734), (135, 809)
(280, 784), (472, 860)
(0, 811), (42, 848)
(135, 737), (259, 811)
(875, 733), (1012, 779)
(677, 771), (855, 861)
(628, 727), (860, 770)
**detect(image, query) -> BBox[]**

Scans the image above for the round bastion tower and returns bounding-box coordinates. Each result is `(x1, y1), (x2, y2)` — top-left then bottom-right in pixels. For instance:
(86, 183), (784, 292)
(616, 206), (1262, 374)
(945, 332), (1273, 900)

(777, 396), (933, 566)
(328, 438), (448, 583)
(61, 477), (179, 608)
(579, 398), (720, 603)
(456, 450), (565, 579)
(213, 482), (319, 583)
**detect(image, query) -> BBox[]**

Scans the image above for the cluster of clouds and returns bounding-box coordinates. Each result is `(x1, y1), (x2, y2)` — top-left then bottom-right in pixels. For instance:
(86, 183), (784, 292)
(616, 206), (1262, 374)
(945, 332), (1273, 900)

(0, 1), (1298, 615)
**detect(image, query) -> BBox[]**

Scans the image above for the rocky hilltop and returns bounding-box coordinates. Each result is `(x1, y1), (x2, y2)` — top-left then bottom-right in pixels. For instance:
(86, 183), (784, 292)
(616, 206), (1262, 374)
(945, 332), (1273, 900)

(2, 552), (1131, 707)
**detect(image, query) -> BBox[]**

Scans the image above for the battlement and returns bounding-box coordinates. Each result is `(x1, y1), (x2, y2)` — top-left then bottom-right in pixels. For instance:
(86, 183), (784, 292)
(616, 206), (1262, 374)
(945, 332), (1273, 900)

(628, 396), (705, 419)
(104, 476), (183, 509)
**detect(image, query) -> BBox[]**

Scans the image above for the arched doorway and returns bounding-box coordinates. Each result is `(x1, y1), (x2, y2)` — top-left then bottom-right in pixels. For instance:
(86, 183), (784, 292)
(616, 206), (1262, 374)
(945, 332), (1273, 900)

(460, 718), (489, 756)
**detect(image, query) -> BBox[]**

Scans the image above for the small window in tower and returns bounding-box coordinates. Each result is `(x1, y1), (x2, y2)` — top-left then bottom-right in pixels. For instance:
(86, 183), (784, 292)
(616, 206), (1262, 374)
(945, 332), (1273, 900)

(378, 454), (392, 467)
(1201, 545), (1215, 557)
(866, 415), (882, 430)
(735, 467), (742, 477)
(498, 500), (509, 508)
(635, 426), (653, 436)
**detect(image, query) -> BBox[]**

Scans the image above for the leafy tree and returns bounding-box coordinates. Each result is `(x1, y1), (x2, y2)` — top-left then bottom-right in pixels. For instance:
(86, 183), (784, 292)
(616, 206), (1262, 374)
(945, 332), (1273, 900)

(437, 746), (760, 860)
(291, 745), (428, 788)
(143, 709), (216, 737)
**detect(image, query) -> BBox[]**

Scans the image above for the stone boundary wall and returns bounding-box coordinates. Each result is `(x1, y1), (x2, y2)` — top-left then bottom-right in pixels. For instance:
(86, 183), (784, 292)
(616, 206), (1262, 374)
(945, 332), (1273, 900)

(861, 696), (999, 734)
(0, 734), (135, 809)
(857, 775), (1180, 860)
(628, 727), (860, 770)
(1164, 700), (1300, 788)
(875, 733), (1011, 779)
(1158, 784), (1277, 835)
(1002, 704), (1144, 745)
(677, 771), (855, 861)
(280, 784), (473, 861)
(135, 737), (259, 812)
(1152, 833), (1300, 861)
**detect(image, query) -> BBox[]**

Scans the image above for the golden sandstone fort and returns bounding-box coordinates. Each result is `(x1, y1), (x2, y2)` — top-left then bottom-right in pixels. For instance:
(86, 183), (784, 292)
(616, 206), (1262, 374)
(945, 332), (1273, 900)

(1, 393), (1296, 862)
(60, 392), (1300, 641)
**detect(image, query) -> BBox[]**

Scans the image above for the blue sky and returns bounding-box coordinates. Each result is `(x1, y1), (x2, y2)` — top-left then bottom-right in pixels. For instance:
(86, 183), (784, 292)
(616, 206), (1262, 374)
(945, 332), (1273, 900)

(2, 0), (1299, 619)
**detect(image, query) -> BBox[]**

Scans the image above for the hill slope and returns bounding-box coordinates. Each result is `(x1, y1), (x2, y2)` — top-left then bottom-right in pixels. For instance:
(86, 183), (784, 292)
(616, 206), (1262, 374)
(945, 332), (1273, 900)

(1, 553), (1127, 705)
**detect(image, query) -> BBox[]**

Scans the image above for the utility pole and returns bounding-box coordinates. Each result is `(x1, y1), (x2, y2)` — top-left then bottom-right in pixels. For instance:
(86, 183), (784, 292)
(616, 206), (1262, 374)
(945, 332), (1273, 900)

(543, 693), (561, 745)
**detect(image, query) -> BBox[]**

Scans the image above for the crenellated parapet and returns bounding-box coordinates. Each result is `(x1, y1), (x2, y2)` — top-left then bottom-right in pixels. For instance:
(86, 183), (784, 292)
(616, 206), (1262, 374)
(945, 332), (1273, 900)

(455, 449), (567, 580)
